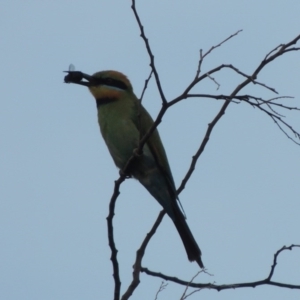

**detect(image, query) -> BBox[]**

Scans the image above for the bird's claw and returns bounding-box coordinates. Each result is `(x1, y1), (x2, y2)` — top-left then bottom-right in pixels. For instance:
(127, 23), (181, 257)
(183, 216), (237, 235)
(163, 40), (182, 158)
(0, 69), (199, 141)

(119, 169), (131, 178)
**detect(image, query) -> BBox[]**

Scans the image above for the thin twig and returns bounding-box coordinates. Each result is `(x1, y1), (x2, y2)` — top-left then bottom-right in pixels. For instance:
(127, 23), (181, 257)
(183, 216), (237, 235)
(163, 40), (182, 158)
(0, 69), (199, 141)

(138, 71), (153, 143)
(105, 10), (300, 297)
(196, 30), (243, 78)
(139, 70), (153, 103)
(180, 271), (202, 299)
(154, 281), (168, 300)
(131, 0), (167, 104)
(177, 34), (300, 193)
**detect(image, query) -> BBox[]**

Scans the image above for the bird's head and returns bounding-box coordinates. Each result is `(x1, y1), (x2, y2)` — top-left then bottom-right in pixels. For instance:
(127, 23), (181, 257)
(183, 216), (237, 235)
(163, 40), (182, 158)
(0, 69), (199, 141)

(88, 71), (133, 100)
(64, 70), (133, 101)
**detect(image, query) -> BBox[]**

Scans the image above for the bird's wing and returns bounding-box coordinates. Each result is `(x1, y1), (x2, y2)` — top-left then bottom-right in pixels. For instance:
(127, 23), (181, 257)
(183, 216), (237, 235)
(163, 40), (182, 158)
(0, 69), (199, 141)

(134, 103), (178, 200)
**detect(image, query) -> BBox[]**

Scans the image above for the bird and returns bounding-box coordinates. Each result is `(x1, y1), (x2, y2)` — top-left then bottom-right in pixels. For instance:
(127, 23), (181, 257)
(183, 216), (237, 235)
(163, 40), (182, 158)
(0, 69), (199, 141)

(65, 69), (204, 268)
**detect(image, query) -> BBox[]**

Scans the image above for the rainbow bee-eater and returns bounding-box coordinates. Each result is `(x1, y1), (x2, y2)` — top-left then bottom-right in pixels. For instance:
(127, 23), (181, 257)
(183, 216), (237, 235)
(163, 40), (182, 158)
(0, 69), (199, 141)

(64, 69), (204, 268)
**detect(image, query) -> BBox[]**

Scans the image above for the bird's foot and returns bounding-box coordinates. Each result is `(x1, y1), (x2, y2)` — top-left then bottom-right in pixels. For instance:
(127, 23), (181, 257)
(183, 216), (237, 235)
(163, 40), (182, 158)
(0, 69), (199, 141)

(119, 169), (131, 178)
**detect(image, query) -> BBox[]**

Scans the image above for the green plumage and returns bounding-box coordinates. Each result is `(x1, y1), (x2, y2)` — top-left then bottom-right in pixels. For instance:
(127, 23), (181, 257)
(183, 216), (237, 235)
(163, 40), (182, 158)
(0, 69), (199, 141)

(75, 70), (204, 268)
(97, 92), (177, 215)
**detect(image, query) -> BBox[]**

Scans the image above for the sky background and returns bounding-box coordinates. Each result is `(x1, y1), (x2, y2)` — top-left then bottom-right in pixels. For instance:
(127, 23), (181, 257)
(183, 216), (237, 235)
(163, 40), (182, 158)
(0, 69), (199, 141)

(1, 1), (300, 299)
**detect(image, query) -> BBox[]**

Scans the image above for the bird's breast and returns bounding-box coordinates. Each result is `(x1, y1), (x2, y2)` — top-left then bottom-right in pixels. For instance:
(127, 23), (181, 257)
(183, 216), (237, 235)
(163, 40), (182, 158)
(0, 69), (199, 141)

(98, 107), (139, 169)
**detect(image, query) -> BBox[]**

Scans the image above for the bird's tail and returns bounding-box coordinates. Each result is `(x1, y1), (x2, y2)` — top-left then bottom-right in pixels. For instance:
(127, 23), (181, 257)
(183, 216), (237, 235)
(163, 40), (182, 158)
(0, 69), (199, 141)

(172, 206), (204, 268)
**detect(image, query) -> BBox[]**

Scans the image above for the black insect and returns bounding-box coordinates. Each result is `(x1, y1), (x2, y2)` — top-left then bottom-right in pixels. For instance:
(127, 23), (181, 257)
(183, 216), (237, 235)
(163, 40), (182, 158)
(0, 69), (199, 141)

(64, 64), (83, 84)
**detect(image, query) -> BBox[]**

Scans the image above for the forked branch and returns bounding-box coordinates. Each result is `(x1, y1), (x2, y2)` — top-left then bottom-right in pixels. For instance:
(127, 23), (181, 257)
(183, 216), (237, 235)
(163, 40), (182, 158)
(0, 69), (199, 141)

(104, 2), (300, 299)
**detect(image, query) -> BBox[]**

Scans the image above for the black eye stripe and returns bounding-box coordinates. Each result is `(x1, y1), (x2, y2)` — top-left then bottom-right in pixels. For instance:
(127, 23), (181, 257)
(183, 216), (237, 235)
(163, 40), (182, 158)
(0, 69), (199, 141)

(97, 78), (127, 90)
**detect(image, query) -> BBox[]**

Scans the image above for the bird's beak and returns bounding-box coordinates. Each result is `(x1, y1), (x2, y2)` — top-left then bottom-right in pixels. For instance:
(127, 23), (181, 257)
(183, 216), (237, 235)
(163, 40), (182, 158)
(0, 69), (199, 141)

(64, 71), (98, 87)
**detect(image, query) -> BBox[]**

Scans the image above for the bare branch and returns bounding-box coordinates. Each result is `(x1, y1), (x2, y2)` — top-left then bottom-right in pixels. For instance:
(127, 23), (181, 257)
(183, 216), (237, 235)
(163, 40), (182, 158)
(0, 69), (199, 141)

(176, 90), (234, 194)
(121, 211), (166, 300)
(141, 245), (300, 291)
(154, 281), (168, 300)
(138, 71), (153, 143)
(255, 96), (296, 108)
(131, 0), (167, 104)
(223, 64), (279, 94)
(202, 30), (243, 60)
(270, 115), (300, 145)
(105, 6), (300, 298)
(176, 62), (279, 104)
(244, 97), (300, 145)
(206, 73), (220, 90)
(180, 271), (202, 300)
(177, 34), (300, 193)
(252, 35), (300, 78)
(107, 175), (127, 300)
(196, 30), (243, 78)
(267, 245), (300, 280)
(139, 70), (153, 103)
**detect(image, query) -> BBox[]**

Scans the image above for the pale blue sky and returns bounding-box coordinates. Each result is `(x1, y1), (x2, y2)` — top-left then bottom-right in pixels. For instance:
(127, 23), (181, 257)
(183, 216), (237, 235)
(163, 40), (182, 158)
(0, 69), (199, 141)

(1, 1), (300, 300)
